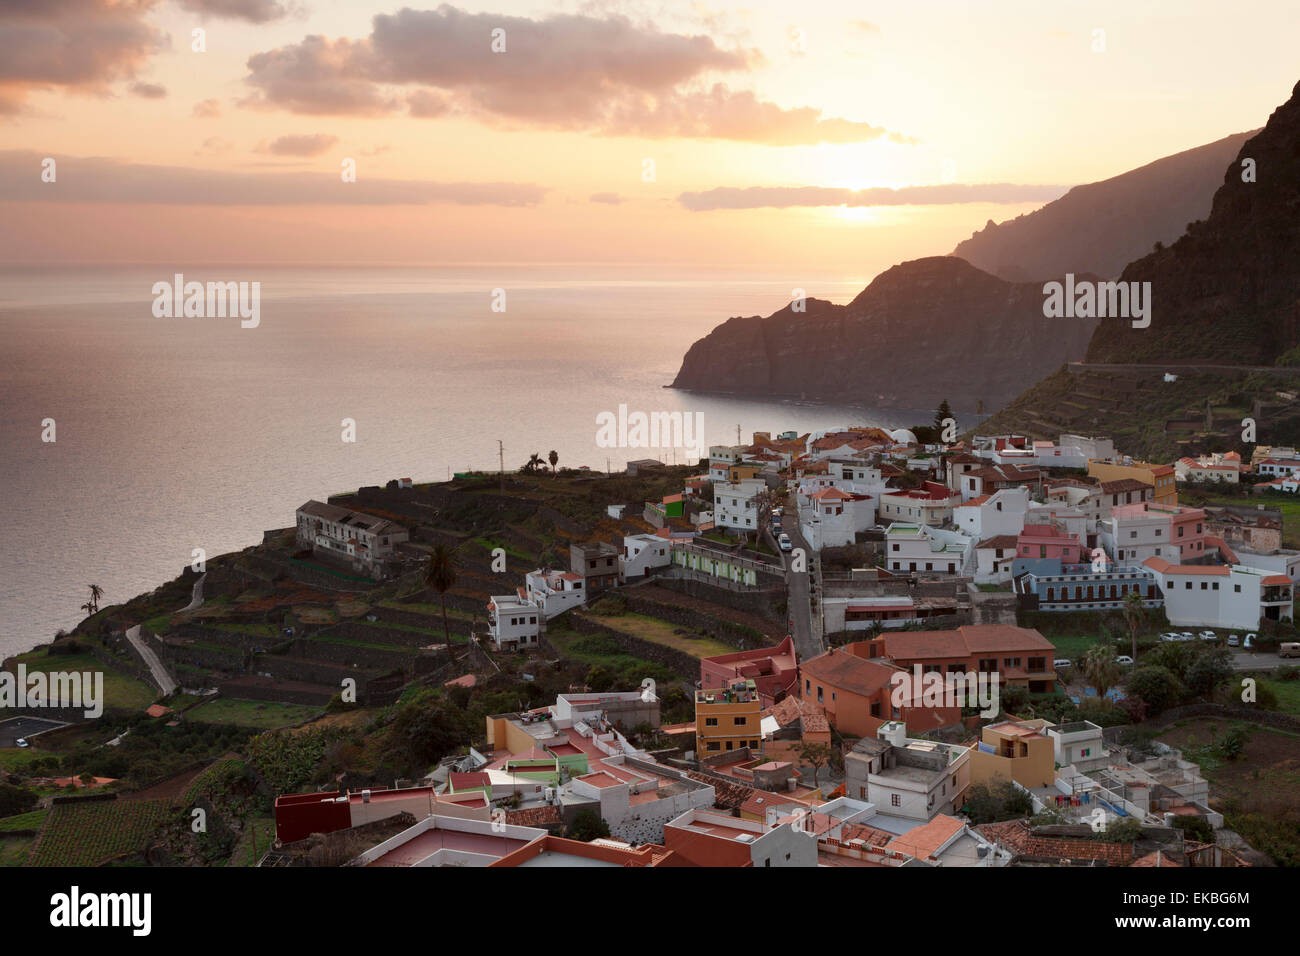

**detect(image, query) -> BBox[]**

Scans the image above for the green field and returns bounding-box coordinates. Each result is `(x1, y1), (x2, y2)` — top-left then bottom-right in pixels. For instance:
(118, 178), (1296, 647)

(0, 835), (33, 866)
(8, 650), (156, 711)
(30, 798), (174, 867)
(582, 611), (737, 658)
(186, 697), (321, 729)
(0, 809), (48, 832)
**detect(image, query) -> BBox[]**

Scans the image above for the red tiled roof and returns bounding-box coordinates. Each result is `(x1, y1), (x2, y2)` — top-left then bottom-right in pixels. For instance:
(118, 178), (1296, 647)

(977, 820), (1134, 864)
(800, 649), (900, 697)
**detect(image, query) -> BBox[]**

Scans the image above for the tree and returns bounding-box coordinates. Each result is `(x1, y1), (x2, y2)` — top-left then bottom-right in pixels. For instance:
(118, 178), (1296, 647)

(1083, 644), (1121, 701)
(87, 584), (104, 615)
(1121, 589), (1144, 663)
(548, 450), (558, 474)
(567, 809), (610, 842)
(933, 398), (954, 438)
(797, 742), (834, 787)
(1126, 665), (1185, 715)
(522, 453), (544, 474)
(422, 543), (459, 643)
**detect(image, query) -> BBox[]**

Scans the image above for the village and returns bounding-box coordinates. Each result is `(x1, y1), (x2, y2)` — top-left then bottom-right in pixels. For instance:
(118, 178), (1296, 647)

(6, 420), (1300, 870)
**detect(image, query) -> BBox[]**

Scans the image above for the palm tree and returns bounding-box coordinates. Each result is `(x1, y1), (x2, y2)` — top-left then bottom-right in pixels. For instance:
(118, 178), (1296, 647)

(1121, 589), (1144, 663)
(1082, 644), (1121, 702)
(524, 453), (544, 474)
(548, 450), (559, 475)
(423, 543), (459, 644)
(87, 584), (104, 614)
(80, 601), (95, 618)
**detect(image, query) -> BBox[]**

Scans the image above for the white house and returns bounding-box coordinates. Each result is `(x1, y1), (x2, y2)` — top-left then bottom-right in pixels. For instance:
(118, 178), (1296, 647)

(953, 487), (1029, 540)
(524, 568), (586, 618)
(487, 593), (542, 649)
(1144, 558), (1294, 631)
(884, 523), (973, 576)
(801, 487), (876, 550)
(878, 482), (960, 527)
(974, 535), (1019, 585)
(1174, 453), (1242, 484)
(707, 445), (746, 482)
(620, 533), (672, 581)
(295, 500), (409, 578)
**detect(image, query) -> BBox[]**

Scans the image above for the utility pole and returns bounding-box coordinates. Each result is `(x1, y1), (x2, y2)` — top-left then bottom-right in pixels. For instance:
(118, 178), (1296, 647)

(497, 440), (504, 492)
(737, 424), (741, 445)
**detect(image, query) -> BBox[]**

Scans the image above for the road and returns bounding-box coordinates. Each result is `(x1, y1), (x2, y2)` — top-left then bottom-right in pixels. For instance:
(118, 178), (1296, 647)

(178, 572), (206, 612)
(125, 624), (178, 697)
(779, 487), (822, 663)
(1068, 362), (1300, 376)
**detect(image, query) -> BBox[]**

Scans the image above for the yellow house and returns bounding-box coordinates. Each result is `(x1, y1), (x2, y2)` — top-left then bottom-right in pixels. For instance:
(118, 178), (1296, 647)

(1087, 460), (1177, 506)
(969, 718), (1055, 789)
(695, 679), (762, 756)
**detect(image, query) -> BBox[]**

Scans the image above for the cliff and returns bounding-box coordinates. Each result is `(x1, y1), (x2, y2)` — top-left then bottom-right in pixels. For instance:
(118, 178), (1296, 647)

(669, 256), (1097, 413)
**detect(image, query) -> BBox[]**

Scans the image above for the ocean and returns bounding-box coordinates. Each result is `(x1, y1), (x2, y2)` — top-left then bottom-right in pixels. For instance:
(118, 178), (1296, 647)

(0, 265), (963, 658)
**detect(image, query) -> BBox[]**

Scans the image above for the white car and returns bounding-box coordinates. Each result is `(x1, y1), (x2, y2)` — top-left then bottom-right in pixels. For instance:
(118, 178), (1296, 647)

(1054, 658), (1072, 669)
(15, 738), (28, 748)
(1199, 631), (1218, 641)
(1159, 632), (1180, 642)
(1115, 655), (1134, 667)
(1227, 634), (1240, 647)
(778, 533), (793, 552)
(1180, 632), (1196, 641)
(1244, 633), (1255, 649)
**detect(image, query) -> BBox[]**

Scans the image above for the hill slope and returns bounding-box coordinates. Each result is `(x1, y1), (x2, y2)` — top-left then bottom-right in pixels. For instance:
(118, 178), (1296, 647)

(951, 130), (1257, 283)
(669, 256), (1096, 413)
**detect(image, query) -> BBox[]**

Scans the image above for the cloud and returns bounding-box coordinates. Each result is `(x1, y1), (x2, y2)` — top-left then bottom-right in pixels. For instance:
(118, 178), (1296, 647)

(677, 183), (1070, 211)
(589, 192), (624, 204)
(263, 133), (339, 156)
(241, 5), (913, 145)
(193, 98), (222, 118)
(175, 0), (292, 23)
(0, 0), (169, 114)
(130, 81), (167, 99)
(0, 150), (547, 206)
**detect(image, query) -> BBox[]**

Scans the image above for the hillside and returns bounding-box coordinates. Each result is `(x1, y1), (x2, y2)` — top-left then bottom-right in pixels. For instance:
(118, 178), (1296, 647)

(669, 256), (1097, 413)
(1085, 81), (1300, 365)
(951, 130), (1257, 282)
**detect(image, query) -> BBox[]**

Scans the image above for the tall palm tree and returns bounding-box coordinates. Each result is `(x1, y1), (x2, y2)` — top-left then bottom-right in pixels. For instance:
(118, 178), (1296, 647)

(548, 450), (559, 475)
(423, 543), (459, 644)
(80, 601), (95, 619)
(1082, 644), (1121, 702)
(87, 584), (104, 614)
(1121, 589), (1144, 663)
(525, 453), (544, 474)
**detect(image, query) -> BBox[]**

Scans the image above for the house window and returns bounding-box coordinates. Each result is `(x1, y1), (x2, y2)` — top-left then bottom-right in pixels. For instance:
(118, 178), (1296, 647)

(1234, 584), (1242, 593)
(705, 717), (718, 726)
(734, 716), (747, 726)
(891, 794), (901, 808)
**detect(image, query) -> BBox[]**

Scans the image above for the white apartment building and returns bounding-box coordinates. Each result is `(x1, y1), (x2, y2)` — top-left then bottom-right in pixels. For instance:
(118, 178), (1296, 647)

(801, 487), (876, 550)
(708, 445), (746, 482)
(878, 483), (960, 527)
(845, 722), (973, 823)
(487, 593), (542, 649)
(1144, 558), (1294, 631)
(714, 477), (768, 533)
(1174, 453), (1242, 484)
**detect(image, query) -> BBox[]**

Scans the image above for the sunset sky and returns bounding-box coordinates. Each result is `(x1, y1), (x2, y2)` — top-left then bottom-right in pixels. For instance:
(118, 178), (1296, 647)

(2, 0), (1296, 276)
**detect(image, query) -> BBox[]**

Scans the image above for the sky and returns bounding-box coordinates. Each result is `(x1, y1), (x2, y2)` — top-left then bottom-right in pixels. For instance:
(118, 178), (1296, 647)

(1, 0), (1296, 279)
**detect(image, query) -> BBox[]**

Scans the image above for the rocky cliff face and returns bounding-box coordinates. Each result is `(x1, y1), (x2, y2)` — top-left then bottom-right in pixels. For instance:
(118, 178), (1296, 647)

(1085, 80), (1300, 365)
(670, 256), (1098, 412)
(952, 130), (1256, 283)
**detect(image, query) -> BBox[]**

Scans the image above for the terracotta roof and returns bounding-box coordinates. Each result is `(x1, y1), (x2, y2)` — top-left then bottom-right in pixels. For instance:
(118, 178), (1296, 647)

(1131, 849), (1181, 867)
(504, 805), (562, 827)
(977, 820), (1135, 864)
(800, 650), (900, 697)
(886, 814), (965, 859)
(977, 535), (1020, 550)
(1099, 478), (1153, 494)
(685, 771), (755, 811)
(1143, 557), (1230, 576)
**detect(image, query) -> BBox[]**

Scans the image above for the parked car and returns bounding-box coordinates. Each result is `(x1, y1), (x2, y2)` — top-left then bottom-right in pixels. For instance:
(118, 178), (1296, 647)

(771, 507), (783, 518)
(1199, 630), (1218, 641)
(15, 738), (28, 748)
(1159, 632), (1180, 642)
(1053, 658), (1072, 669)
(778, 533), (793, 552)
(1115, 655), (1135, 667)
(1180, 632), (1195, 641)
(1227, 634), (1240, 647)
(1280, 641), (1300, 658)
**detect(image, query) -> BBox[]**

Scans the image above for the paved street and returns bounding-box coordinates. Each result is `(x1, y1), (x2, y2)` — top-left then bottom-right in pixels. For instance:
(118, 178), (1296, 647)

(780, 487), (822, 663)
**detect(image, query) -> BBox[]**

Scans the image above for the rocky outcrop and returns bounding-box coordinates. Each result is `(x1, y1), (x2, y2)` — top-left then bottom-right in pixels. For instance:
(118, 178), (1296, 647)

(952, 130), (1256, 282)
(1084, 80), (1300, 365)
(669, 256), (1097, 412)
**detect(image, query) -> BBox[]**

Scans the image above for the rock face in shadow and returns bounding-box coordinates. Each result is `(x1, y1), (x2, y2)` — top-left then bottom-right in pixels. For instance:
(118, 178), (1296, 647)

(669, 256), (1097, 413)
(1084, 80), (1300, 365)
(952, 130), (1257, 283)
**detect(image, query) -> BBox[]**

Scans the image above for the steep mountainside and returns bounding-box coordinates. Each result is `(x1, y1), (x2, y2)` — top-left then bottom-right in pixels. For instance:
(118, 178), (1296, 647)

(952, 130), (1257, 282)
(669, 256), (1097, 413)
(1084, 80), (1300, 365)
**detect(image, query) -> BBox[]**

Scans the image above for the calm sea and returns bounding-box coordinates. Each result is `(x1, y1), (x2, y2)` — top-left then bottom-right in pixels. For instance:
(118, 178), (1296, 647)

(0, 265), (964, 657)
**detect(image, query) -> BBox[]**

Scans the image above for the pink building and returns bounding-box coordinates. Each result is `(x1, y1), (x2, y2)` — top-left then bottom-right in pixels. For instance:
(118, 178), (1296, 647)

(1016, 524), (1084, 563)
(700, 636), (798, 709)
(1111, 502), (1208, 561)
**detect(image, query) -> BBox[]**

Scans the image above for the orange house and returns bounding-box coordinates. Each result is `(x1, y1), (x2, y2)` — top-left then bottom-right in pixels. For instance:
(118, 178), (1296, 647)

(798, 649), (961, 738)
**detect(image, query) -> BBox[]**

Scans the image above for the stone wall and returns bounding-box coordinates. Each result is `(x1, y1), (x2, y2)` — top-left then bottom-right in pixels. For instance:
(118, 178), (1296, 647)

(620, 592), (769, 649)
(1106, 701), (1300, 739)
(653, 573), (785, 621)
